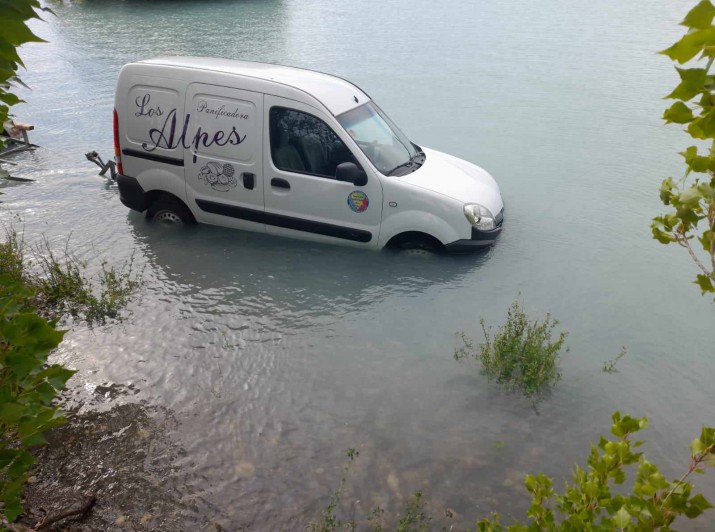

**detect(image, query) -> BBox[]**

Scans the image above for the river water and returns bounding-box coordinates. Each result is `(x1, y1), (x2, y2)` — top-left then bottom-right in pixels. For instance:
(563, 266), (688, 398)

(3, 0), (714, 529)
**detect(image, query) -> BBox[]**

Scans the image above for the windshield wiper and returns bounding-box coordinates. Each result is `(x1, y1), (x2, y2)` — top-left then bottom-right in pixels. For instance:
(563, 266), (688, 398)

(387, 152), (423, 176)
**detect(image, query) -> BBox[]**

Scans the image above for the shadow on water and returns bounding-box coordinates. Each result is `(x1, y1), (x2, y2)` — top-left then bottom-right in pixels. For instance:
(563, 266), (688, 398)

(126, 211), (493, 326)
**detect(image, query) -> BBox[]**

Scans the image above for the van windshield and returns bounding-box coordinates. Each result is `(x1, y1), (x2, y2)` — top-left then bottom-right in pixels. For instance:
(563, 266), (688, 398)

(337, 103), (419, 175)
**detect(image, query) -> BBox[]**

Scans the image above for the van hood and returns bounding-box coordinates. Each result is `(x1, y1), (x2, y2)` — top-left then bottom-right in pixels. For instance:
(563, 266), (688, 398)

(398, 147), (503, 215)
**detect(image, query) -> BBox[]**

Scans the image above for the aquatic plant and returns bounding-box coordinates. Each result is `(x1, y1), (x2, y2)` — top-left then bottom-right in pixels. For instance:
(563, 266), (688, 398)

(656, 0), (715, 298)
(455, 299), (567, 402)
(307, 448), (359, 532)
(1, 230), (142, 325)
(602, 346), (627, 373)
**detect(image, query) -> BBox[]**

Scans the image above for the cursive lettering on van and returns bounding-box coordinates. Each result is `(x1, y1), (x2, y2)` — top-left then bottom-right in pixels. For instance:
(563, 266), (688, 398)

(196, 100), (250, 120)
(134, 93), (164, 118)
(141, 108), (247, 163)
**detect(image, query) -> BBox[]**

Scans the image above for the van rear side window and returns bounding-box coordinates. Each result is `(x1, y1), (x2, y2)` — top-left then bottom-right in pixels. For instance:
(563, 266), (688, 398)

(269, 107), (357, 178)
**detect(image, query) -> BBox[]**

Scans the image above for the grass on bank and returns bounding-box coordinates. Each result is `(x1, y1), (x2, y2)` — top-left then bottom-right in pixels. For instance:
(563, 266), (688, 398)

(0, 229), (141, 325)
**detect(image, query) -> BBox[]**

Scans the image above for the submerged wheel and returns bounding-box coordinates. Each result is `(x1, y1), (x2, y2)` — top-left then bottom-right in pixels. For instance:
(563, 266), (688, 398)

(386, 232), (444, 256)
(147, 199), (194, 226)
(397, 239), (441, 257)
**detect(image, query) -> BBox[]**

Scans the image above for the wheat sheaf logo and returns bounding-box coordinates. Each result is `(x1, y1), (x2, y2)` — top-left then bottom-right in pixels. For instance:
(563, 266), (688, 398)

(199, 162), (237, 192)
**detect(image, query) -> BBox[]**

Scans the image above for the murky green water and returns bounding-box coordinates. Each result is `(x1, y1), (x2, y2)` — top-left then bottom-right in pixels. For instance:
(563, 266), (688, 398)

(3, 0), (714, 528)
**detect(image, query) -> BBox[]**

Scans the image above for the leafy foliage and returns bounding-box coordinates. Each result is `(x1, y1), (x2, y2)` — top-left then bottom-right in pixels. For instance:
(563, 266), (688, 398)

(0, 275), (75, 523)
(1, 230), (142, 325)
(0, 0), (51, 149)
(314, 415), (714, 530)
(307, 448), (359, 532)
(311, 449), (431, 532)
(455, 299), (567, 402)
(655, 0), (715, 298)
(394, 492), (430, 532)
(602, 346), (627, 373)
(476, 413), (715, 531)
(31, 237), (141, 325)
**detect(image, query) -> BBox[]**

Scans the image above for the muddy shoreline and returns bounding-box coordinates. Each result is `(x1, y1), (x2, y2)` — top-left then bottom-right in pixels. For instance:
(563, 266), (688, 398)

(14, 393), (218, 531)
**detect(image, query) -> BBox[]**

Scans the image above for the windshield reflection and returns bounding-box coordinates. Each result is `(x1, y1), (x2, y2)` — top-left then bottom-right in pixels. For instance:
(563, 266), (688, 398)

(338, 103), (417, 175)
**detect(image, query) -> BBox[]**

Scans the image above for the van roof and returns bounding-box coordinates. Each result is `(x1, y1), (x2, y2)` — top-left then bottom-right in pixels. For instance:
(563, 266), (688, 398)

(137, 57), (370, 116)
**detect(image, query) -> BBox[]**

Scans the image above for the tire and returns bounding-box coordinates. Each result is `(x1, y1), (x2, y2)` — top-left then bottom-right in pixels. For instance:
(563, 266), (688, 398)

(147, 199), (194, 226)
(398, 239), (439, 256)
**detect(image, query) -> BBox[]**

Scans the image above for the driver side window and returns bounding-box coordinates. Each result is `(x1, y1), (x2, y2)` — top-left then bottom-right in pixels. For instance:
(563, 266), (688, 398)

(269, 107), (358, 178)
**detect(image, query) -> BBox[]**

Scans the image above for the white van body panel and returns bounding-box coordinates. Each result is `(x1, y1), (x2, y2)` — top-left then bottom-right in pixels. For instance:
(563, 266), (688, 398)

(115, 57), (504, 252)
(118, 74), (187, 203)
(400, 148), (504, 217)
(183, 83), (266, 234)
(377, 178), (467, 247)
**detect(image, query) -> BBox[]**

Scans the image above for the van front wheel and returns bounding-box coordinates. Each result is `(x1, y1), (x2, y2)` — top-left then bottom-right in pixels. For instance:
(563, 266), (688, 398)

(147, 199), (194, 226)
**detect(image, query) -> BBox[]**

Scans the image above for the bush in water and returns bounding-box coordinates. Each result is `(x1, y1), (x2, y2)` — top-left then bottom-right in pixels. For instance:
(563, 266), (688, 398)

(455, 299), (567, 403)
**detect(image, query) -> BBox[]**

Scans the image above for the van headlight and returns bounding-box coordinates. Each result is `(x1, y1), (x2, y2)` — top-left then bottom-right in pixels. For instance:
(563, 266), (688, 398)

(463, 203), (496, 231)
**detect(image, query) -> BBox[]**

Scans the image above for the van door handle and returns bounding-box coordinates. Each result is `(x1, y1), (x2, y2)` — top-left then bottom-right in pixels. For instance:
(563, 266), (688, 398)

(242, 172), (255, 190)
(271, 178), (290, 190)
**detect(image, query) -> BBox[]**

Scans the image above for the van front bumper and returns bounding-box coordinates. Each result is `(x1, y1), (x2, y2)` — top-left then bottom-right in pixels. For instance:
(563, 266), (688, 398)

(117, 174), (147, 212)
(444, 208), (504, 253)
(445, 226), (502, 252)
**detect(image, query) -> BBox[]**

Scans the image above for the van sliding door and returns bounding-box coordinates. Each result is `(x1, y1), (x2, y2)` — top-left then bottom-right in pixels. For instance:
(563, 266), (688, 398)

(183, 83), (265, 233)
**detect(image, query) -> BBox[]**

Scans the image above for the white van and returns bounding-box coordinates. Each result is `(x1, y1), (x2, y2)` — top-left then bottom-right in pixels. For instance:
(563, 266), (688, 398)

(114, 57), (504, 252)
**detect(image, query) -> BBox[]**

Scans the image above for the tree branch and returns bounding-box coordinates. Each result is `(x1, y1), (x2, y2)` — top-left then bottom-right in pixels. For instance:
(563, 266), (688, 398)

(34, 494), (96, 530)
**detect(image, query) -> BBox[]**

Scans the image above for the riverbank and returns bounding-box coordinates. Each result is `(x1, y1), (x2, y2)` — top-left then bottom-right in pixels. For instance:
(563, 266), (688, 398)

(14, 395), (212, 531)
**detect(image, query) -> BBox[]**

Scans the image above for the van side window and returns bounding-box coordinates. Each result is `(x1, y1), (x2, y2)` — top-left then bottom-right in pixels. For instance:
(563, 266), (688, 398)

(269, 107), (358, 178)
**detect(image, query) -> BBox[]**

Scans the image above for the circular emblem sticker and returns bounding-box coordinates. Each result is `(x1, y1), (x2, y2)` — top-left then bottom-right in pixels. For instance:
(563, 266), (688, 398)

(347, 190), (369, 213)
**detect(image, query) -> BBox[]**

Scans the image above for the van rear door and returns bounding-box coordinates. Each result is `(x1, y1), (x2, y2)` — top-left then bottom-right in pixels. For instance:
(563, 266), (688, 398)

(184, 84), (265, 233)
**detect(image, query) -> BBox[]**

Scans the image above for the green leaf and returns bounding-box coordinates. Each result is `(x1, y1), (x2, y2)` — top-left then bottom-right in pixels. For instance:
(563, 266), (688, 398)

(1, 21), (46, 47)
(678, 146), (715, 174)
(661, 27), (715, 64)
(683, 0), (715, 29)
(687, 108), (715, 138)
(20, 432), (47, 447)
(685, 493), (714, 518)
(0, 92), (23, 106)
(47, 366), (75, 390)
(679, 186), (706, 209)
(695, 273), (715, 293)
(667, 68), (708, 101)
(701, 427), (715, 447)
(0, 0), (43, 22)
(692, 438), (706, 455)
(613, 506), (631, 528)
(663, 101), (694, 123)
(0, 402), (26, 423)
(660, 176), (676, 204)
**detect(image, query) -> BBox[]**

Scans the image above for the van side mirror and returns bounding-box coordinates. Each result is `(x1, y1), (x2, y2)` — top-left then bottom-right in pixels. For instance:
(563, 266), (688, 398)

(335, 162), (367, 187)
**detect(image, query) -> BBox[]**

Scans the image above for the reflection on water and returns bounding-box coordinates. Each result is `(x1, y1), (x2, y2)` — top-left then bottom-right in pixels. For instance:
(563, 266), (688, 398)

(3, 0), (714, 528)
(129, 215), (487, 327)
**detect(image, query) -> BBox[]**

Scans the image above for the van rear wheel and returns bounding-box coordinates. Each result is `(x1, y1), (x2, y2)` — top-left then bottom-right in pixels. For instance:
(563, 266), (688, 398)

(147, 199), (194, 226)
